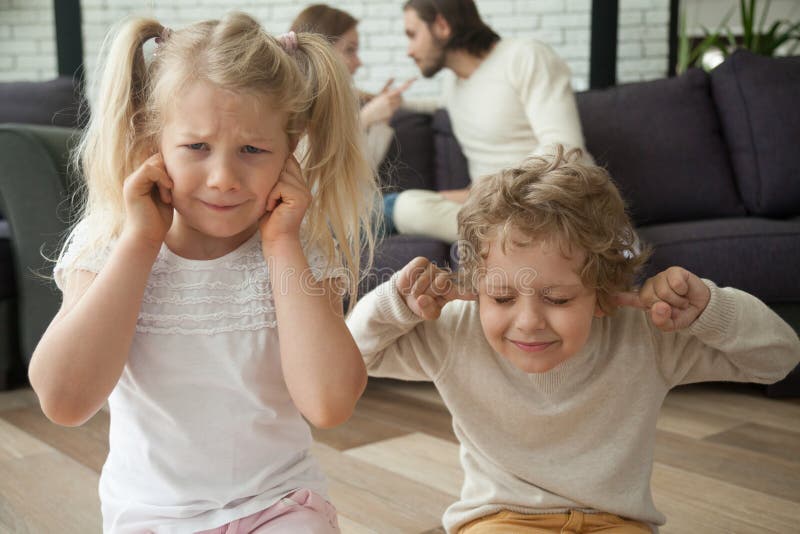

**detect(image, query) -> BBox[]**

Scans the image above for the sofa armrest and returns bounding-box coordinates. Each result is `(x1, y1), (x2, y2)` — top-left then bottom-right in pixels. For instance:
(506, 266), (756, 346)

(0, 123), (80, 365)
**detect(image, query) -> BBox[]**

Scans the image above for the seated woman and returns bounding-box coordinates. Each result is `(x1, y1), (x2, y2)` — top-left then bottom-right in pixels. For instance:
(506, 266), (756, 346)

(291, 4), (415, 169)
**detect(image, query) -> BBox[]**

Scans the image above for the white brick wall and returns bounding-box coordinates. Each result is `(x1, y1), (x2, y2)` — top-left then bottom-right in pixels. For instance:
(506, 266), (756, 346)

(0, 0), (672, 93)
(0, 0), (56, 82)
(618, 0), (669, 83)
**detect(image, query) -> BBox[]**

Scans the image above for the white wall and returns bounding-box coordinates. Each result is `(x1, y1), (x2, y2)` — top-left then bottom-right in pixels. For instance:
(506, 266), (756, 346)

(683, 0), (799, 36)
(0, 0), (672, 95)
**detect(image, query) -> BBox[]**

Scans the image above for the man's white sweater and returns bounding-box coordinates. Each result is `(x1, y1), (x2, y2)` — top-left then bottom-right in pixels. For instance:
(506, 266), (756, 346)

(346, 278), (800, 533)
(442, 38), (590, 181)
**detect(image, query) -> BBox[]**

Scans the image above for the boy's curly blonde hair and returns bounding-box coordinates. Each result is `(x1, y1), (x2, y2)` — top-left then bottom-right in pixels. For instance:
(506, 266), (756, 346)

(457, 146), (650, 313)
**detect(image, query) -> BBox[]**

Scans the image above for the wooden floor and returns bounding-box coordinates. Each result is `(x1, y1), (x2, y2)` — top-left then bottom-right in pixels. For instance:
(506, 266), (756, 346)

(1, 380), (799, 533)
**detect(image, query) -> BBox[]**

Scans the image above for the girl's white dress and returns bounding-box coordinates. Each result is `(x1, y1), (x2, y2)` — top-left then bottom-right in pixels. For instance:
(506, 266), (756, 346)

(56, 223), (332, 533)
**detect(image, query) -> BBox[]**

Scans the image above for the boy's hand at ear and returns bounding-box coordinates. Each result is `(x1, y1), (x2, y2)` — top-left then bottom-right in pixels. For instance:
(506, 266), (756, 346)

(396, 257), (476, 320)
(614, 266), (711, 332)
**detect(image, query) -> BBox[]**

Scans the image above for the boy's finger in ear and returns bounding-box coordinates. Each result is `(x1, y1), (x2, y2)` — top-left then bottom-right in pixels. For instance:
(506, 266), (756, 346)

(447, 279), (478, 301)
(650, 301), (675, 330)
(613, 291), (647, 309)
(431, 271), (453, 296)
(398, 257), (430, 295)
(666, 266), (689, 292)
(410, 263), (436, 297)
(653, 273), (689, 309)
(417, 294), (440, 319)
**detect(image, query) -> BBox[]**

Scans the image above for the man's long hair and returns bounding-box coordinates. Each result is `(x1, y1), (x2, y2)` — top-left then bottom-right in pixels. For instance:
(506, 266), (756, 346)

(404, 0), (499, 56)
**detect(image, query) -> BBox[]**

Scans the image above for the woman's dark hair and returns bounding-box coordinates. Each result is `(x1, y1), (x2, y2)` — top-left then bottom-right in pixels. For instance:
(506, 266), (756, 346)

(290, 4), (358, 42)
(404, 0), (499, 56)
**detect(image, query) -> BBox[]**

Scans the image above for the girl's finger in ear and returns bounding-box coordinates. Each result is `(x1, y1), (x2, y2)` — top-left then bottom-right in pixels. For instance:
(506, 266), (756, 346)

(144, 152), (165, 167)
(157, 183), (172, 205)
(265, 184), (284, 212)
(284, 153), (302, 174)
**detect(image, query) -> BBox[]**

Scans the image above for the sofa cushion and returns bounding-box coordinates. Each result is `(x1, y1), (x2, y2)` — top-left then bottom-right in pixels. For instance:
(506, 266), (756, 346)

(379, 110), (437, 193)
(638, 217), (800, 303)
(576, 69), (745, 226)
(710, 49), (800, 217)
(432, 110), (471, 191)
(0, 76), (85, 128)
(361, 235), (452, 295)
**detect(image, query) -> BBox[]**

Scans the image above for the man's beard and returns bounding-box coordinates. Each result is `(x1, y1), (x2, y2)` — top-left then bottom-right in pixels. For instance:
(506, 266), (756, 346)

(420, 38), (447, 78)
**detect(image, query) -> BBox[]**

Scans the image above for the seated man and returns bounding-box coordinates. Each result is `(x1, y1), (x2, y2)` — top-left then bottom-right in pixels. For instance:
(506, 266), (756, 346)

(386, 0), (592, 242)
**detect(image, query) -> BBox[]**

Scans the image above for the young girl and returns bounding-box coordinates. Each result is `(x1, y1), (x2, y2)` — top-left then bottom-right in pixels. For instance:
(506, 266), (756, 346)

(28, 12), (378, 534)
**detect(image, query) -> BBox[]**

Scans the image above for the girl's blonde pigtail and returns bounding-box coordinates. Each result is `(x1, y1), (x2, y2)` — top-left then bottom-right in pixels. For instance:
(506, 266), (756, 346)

(69, 18), (165, 258)
(292, 34), (381, 311)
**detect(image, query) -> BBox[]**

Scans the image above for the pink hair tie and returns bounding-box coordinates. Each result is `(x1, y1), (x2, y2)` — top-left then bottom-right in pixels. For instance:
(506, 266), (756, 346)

(278, 31), (298, 53)
(155, 27), (172, 45)
(153, 27), (172, 56)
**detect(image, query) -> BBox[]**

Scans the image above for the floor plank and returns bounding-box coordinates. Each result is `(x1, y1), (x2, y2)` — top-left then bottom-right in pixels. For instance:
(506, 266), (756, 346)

(337, 515), (379, 534)
(656, 400), (743, 439)
(0, 418), (51, 462)
(0, 422), (101, 533)
(654, 428), (800, 501)
(665, 383), (800, 433)
(653, 462), (800, 534)
(704, 422), (800, 463)
(0, 388), (38, 413)
(0, 380), (797, 533)
(350, 386), (457, 444)
(0, 407), (109, 473)
(345, 433), (463, 498)
(311, 411), (411, 451)
(313, 441), (451, 533)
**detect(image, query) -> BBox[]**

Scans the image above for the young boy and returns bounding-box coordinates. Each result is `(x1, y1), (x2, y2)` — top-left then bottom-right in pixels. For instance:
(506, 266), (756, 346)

(346, 147), (800, 534)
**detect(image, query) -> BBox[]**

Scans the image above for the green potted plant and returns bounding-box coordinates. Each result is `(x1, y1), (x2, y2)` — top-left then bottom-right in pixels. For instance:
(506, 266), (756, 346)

(677, 0), (800, 73)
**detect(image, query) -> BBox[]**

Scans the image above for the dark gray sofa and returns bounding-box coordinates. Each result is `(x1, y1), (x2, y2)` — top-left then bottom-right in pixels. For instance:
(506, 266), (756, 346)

(0, 76), (83, 389)
(0, 51), (797, 395)
(370, 49), (800, 396)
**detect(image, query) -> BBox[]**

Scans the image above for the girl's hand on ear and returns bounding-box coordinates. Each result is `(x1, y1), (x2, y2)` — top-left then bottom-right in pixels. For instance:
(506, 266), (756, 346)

(121, 153), (174, 249)
(259, 155), (312, 246)
(614, 266), (711, 332)
(396, 257), (477, 320)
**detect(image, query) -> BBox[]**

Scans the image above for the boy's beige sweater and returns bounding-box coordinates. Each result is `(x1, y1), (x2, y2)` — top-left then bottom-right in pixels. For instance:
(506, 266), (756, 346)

(346, 277), (800, 533)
